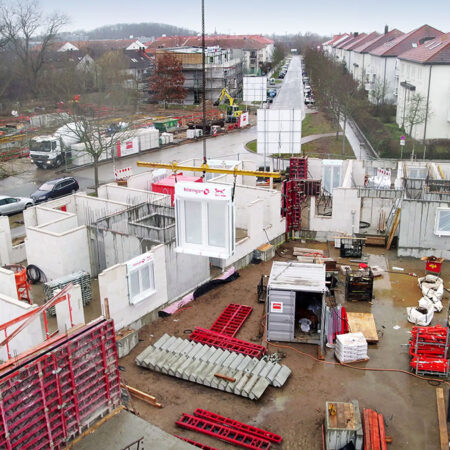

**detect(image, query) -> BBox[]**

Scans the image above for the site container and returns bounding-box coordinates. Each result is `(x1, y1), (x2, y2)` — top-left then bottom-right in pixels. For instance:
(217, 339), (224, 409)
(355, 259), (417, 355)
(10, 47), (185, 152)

(153, 119), (179, 133)
(152, 175), (203, 206)
(266, 262), (326, 351)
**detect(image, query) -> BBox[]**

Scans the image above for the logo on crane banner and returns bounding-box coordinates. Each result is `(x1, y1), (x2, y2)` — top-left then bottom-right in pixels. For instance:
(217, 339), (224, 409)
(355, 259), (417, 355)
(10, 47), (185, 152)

(270, 302), (283, 313)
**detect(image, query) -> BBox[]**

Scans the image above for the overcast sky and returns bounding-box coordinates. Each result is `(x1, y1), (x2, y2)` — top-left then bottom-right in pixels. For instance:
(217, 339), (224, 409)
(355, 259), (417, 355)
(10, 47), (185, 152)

(40, 0), (449, 37)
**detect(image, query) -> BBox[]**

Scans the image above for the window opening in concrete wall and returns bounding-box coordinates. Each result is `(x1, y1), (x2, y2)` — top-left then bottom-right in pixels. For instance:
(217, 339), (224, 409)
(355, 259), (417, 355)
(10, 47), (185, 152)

(435, 208), (450, 237)
(408, 167), (427, 179)
(322, 160), (342, 194)
(127, 253), (156, 304)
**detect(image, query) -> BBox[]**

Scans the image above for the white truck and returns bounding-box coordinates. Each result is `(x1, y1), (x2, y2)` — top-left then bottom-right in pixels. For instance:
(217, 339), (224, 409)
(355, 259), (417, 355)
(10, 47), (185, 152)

(29, 123), (80, 169)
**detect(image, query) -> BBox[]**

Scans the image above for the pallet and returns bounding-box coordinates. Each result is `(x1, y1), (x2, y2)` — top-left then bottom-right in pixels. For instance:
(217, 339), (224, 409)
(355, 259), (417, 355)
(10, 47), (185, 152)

(210, 304), (253, 337)
(346, 312), (378, 344)
(176, 413), (271, 450)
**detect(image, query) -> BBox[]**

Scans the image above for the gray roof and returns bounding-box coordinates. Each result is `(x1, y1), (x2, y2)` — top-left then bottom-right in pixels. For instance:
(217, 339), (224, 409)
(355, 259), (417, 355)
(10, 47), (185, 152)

(268, 262), (326, 292)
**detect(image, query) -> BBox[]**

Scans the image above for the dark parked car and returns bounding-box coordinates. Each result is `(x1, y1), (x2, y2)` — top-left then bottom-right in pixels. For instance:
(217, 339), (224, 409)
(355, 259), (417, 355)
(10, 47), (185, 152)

(31, 177), (79, 203)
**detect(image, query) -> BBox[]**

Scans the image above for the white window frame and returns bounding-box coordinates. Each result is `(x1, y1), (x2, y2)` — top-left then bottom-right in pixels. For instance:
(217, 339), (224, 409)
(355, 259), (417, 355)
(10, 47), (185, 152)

(435, 208), (450, 237)
(175, 182), (235, 259)
(127, 253), (156, 305)
(322, 160), (343, 194)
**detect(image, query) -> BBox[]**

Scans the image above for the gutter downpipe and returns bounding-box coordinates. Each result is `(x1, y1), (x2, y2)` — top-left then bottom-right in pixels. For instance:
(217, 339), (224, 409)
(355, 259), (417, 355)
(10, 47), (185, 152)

(382, 57), (387, 103)
(422, 64), (432, 157)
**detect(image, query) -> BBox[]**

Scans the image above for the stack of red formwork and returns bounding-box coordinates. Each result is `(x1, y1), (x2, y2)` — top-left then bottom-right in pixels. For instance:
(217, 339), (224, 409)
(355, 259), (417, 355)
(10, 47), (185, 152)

(409, 325), (450, 376)
(289, 157), (308, 179)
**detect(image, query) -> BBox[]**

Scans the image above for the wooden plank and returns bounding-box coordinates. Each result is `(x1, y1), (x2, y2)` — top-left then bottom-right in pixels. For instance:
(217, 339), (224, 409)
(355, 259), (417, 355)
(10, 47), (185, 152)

(125, 384), (163, 408)
(371, 410), (381, 450)
(378, 413), (387, 450)
(363, 409), (371, 450)
(346, 312), (379, 343)
(436, 387), (449, 450)
(386, 208), (401, 250)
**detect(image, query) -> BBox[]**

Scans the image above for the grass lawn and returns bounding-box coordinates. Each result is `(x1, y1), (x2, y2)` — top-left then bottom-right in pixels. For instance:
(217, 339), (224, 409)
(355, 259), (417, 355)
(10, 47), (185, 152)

(247, 135), (354, 159)
(301, 136), (354, 158)
(302, 111), (336, 136)
(246, 140), (257, 152)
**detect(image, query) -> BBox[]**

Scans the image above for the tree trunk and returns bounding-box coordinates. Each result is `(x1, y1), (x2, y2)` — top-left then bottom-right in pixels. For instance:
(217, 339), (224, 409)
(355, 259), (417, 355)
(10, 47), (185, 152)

(335, 108), (341, 140)
(93, 156), (99, 197)
(341, 116), (347, 156)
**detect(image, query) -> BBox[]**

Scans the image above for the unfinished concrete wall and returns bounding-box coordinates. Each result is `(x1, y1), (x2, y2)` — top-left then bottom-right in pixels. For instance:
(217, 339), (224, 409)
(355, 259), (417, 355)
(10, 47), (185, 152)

(309, 188), (361, 238)
(55, 285), (85, 333)
(0, 294), (44, 362)
(0, 267), (18, 299)
(25, 226), (90, 280)
(0, 216), (12, 265)
(98, 245), (168, 331)
(164, 240), (210, 300)
(97, 184), (170, 206)
(398, 199), (450, 259)
(360, 196), (396, 234)
(74, 195), (129, 225)
(103, 231), (142, 268)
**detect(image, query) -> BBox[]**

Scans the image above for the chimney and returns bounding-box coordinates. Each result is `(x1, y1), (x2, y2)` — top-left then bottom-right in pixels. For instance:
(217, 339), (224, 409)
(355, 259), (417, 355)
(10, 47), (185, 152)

(384, 25), (389, 35)
(354, 32), (359, 37)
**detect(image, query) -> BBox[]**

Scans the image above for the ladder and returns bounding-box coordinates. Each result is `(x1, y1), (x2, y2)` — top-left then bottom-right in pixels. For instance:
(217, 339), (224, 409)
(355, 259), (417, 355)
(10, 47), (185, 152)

(210, 304), (253, 337)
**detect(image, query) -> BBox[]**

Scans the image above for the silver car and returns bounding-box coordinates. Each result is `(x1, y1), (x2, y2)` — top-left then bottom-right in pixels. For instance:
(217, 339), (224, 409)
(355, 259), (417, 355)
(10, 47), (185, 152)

(0, 195), (34, 215)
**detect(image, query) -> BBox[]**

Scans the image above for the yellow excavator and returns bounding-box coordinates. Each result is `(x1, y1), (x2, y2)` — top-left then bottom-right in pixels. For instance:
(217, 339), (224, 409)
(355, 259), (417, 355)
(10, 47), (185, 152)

(214, 88), (243, 123)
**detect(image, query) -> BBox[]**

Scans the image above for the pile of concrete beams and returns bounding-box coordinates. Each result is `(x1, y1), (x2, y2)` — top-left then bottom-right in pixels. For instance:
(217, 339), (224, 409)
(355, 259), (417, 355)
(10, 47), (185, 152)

(136, 334), (291, 400)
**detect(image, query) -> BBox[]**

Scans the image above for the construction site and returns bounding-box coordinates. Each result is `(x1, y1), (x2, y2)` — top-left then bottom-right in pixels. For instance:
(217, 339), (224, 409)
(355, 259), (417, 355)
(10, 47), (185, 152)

(0, 26), (450, 450)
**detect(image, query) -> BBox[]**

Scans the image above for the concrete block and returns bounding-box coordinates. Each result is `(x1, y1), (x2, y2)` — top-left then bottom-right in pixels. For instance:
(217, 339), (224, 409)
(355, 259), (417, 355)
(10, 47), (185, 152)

(190, 361), (211, 382)
(202, 364), (224, 387)
(234, 373), (253, 396)
(211, 367), (237, 390)
(206, 348), (224, 364)
(160, 352), (181, 374)
(222, 352), (238, 368)
(116, 329), (139, 359)
(186, 343), (205, 359)
(266, 363), (282, 384)
(176, 340), (193, 355)
(194, 345), (210, 360)
(228, 354), (245, 370)
(167, 337), (184, 353)
(169, 355), (190, 376)
(199, 347), (216, 362)
(258, 361), (275, 379)
(249, 377), (270, 400)
(160, 336), (178, 351)
(142, 348), (167, 369)
(252, 359), (267, 377)
(214, 350), (231, 367)
(135, 345), (155, 366)
(236, 355), (253, 372)
(182, 360), (202, 380)
(176, 357), (194, 377)
(242, 374), (260, 397)
(153, 333), (171, 348)
(272, 365), (292, 388)
(243, 358), (259, 374)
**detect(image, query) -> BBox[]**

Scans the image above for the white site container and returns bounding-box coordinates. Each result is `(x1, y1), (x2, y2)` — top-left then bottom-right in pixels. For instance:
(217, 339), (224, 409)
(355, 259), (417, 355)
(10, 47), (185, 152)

(161, 132), (174, 143)
(325, 400), (363, 450)
(136, 127), (160, 152)
(335, 332), (368, 363)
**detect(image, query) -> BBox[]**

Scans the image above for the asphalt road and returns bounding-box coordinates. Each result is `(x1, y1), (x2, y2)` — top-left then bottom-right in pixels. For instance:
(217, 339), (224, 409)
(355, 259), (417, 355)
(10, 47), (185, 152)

(271, 55), (304, 111)
(0, 127), (265, 198)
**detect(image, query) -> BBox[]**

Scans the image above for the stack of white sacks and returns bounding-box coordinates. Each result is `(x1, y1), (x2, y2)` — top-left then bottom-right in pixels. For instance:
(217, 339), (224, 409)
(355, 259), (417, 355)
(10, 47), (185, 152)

(407, 275), (444, 326)
(335, 332), (368, 363)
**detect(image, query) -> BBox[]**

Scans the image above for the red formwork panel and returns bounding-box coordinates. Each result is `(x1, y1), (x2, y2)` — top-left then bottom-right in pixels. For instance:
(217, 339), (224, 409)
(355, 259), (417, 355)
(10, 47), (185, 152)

(176, 413), (271, 450)
(0, 319), (121, 450)
(209, 304), (253, 337)
(289, 157), (308, 179)
(174, 435), (219, 450)
(189, 328), (266, 359)
(193, 409), (282, 444)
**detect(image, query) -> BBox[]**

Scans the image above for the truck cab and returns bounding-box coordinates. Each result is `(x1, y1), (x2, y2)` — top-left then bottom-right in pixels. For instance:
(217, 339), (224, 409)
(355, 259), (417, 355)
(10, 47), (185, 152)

(29, 136), (66, 169)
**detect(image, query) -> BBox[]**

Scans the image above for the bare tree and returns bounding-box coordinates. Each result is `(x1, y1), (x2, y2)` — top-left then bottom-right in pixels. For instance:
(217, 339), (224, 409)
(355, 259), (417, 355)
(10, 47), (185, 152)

(404, 93), (428, 138)
(0, 0), (67, 97)
(369, 76), (385, 111)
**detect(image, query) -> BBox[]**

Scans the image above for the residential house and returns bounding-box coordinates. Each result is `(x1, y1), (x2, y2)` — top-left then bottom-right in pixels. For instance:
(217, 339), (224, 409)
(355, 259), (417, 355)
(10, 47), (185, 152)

(333, 33), (363, 64)
(322, 34), (349, 57)
(368, 24), (444, 104)
(395, 33), (450, 141)
(352, 28), (404, 88)
(155, 46), (243, 104)
(148, 35), (274, 75)
(57, 39), (148, 52)
(342, 32), (380, 74)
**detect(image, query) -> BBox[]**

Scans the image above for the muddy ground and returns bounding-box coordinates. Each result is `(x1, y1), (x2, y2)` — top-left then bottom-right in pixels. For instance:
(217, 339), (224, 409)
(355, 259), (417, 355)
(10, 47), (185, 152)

(115, 241), (449, 450)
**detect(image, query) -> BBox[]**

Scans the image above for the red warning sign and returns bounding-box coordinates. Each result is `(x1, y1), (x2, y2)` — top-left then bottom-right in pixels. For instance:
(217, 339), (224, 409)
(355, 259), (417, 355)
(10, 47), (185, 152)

(270, 302), (283, 313)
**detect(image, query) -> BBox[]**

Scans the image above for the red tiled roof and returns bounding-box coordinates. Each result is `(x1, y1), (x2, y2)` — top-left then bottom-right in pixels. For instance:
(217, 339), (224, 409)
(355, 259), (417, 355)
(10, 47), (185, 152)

(353, 29), (404, 53)
(369, 24), (444, 57)
(343, 32), (380, 50)
(323, 34), (349, 46)
(334, 34), (361, 49)
(73, 39), (143, 50)
(147, 35), (273, 50)
(398, 33), (450, 64)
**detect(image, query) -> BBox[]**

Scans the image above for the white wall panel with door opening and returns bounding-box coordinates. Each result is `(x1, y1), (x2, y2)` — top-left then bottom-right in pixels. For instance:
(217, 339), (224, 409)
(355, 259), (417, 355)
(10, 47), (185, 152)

(175, 182), (235, 259)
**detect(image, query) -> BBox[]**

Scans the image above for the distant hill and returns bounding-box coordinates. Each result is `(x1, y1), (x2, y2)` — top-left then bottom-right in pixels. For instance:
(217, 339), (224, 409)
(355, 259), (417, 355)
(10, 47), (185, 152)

(59, 22), (197, 41)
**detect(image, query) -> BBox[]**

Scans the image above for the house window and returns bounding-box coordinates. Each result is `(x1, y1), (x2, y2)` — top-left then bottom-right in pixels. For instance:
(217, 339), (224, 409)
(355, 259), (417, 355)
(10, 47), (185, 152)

(435, 208), (450, 237)
(175, 182), (235, 259)
(127, 253), (156, 305)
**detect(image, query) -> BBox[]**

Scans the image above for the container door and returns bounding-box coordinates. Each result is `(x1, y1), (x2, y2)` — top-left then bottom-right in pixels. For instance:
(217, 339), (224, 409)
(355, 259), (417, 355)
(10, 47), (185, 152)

(267, 289), (295, 342)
